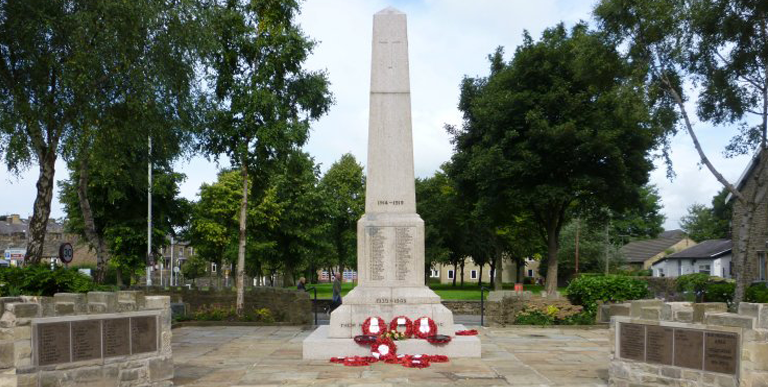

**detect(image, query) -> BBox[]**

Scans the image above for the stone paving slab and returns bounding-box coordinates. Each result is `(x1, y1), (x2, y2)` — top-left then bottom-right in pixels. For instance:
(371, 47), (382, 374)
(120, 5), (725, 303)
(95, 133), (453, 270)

(172, 326), (609, 386)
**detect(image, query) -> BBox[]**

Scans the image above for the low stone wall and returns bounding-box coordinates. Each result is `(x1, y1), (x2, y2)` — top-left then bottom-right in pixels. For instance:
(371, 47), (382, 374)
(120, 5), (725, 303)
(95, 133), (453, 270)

(0, 291), (172, 387)
(141, 287), (311, 325)
(607, 299), (768, 386)
(485, 291), (582, 326)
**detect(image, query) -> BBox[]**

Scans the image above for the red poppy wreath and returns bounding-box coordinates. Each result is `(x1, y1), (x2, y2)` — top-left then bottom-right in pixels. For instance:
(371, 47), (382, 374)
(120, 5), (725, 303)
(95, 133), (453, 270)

(371, 337), (397, 360)
(412, 316), (437, 339)
(388, 316), (413, 338)
(361, 316), (387, 336)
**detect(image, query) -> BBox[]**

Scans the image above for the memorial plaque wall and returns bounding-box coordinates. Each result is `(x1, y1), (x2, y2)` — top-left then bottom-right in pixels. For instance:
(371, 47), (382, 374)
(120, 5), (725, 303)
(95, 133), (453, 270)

(618, 323), (739, 376)
(34, 314), (158, 366)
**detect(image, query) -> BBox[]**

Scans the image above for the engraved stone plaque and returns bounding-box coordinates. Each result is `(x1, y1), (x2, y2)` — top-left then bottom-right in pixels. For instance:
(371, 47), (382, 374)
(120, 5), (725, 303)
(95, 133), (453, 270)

(394, 227), (413, 281)
(368, 226), (386, 281)
(130, 316), (158, 354)
(71, 320), (102, 362)
(646, 325), (673, 365)
(619, 323), (645, 361)
(674, 329), (704, 370)
(704, 331), (738, 375)
(103, 318), (130, 357)
(36, 322), (71, 365)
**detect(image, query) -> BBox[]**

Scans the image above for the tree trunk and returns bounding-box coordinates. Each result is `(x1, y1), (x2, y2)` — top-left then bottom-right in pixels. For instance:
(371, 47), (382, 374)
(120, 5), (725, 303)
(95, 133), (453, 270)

(460, 261), (465, 286)
(478, 264), (483, 287)
(25, 151), (57, 264)
(452, 262), (457, 286)
(116, 268), (124, 288)
(488, 259), (495, 288)
(494, 254), (503, 291)
(545, 223), (559, 294)
(235, 160), (248, 316)
(283, 268), (294, 287)
(76, 156), (109, 283)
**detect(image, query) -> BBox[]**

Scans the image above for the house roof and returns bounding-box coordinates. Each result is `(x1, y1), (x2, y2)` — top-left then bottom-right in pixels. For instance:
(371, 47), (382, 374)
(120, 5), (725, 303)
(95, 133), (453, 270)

(620, 230), (688, 263)
(662, 239), (732, 260)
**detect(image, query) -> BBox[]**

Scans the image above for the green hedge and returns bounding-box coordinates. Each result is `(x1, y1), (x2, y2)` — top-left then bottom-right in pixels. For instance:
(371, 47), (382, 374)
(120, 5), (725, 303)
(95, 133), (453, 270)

(566, 274), (650, 313)
(0, 266), (105, 296)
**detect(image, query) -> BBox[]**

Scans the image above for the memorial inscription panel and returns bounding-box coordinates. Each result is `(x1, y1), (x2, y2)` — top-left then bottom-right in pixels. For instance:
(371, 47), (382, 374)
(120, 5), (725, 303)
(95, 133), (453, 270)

(704, 332), (738, 374)
(103, 318), (130, 357)
(368, 227), (386, 281)
(130, 316), (158, 354)
(674, 329), (704, 370)
(646, 325), (673, 365)
(72, 320), (101, 362)
(619, 323), (645, 361)
(394, 226), (413, 281)
(37, 322), (71, 365)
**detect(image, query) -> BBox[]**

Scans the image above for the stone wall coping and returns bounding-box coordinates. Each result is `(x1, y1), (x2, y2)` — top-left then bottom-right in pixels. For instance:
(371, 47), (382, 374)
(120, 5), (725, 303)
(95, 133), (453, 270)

(611, 315), (748, 334)
(29, 309), (161, 324)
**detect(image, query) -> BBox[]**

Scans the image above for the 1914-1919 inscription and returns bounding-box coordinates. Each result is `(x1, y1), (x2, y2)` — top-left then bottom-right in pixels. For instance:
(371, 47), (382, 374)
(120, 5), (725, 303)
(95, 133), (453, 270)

(72, 320), (101, 362)
(646, 325), (673, 365)
(619, 323), (645, 361)
(37, 322), (71, 365)
(131, 316), (158, 354)
(705, 332), (738, 374)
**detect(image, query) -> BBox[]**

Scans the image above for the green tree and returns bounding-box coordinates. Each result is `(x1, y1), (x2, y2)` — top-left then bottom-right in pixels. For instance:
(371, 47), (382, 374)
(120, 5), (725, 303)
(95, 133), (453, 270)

(181, 254), (209, 286)
(680, 188), (733, 241)
(319, 153), (365, 276)
(611, 184), (666, 242)
(200, 0), (332, 314)
(448, 25), (673, 294)
(594, 0), (766, 304)
(0, 0), (201, 265)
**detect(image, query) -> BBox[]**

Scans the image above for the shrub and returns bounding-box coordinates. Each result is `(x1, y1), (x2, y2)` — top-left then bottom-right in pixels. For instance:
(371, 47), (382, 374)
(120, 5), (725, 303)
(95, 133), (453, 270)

(747, 283), (768, 303)
(0, 266), (98, 296)
(704, 282), (735, 305)
(190, 304), (276, 322)
(676, 273), (711, 302)
(514, 308), (554, 325)
(566, 274), (650, 313)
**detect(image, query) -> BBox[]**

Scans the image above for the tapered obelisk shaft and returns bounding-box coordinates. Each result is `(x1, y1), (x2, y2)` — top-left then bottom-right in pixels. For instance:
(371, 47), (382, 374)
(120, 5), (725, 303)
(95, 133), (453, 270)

(365, 7), (416, 214)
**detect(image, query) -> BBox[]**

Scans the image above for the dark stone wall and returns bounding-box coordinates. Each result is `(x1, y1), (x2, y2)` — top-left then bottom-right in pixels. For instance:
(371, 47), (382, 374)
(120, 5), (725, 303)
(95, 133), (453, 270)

(731, 152), (768, 282)
(140, 287), (312, 325)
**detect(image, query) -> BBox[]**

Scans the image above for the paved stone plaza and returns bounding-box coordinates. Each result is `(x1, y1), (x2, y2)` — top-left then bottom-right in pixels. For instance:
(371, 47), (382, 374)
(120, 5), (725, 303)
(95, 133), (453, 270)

(172, 326), (609, 386)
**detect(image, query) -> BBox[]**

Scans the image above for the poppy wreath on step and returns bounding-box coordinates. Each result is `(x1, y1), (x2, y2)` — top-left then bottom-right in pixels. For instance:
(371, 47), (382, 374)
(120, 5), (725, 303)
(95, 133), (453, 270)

(401, 354), (431, 368)
(361, 316), (387, 336)
(371, 337), (397, 360)
(455, 329), (478, 336)
(388, 316), (413, 338)
(354, 335), (379, 346)
(425, 334), (452, 345)
(412, 316), (438, 339)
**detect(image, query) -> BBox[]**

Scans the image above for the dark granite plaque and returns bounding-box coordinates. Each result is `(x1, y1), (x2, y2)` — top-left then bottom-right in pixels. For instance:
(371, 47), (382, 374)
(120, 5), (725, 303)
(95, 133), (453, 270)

(130, 316), (158, 354)
(646, 325), (673, 365)
(36, 322), (71, 365)
(674, 329), (704, 370)
(71, 320), (101, 362)
(103, 318), (130, 357)
(704, 331), (738, 375)
(619, 323), (645, 361)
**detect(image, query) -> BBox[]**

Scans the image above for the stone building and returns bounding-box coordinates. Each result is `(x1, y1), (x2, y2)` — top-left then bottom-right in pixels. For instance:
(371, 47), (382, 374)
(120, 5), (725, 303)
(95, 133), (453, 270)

(433, 257), (524, 284)
(727, 149), (768, 282)
(619, 229), (696, 269)
(0, 214), (96, 266)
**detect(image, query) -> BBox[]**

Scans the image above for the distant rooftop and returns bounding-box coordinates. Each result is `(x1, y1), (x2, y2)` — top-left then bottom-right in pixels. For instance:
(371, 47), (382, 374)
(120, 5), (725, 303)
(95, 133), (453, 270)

(0, 214), (64, 235)
(664, 239), (732, 260)
(620, 230), (688, 263)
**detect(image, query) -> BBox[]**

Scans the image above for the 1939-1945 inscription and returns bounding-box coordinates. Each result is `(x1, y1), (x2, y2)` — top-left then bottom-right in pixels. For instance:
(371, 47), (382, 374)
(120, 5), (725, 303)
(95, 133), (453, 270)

(35, 314), (158, 366)
(618, 323), (738, 375)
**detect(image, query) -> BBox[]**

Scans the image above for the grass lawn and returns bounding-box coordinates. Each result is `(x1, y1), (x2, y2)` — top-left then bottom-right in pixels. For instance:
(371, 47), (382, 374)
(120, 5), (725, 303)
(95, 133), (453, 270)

(293, 282), (565, 300)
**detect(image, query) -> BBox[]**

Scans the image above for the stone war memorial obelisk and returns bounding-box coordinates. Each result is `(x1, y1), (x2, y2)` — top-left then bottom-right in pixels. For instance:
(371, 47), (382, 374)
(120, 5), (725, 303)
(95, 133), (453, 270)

(303, 7), (480, 359)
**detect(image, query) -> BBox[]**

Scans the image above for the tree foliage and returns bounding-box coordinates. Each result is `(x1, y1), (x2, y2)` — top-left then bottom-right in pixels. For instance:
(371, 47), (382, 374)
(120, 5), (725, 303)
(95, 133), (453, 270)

(448, 24), (673, 293)
(680, 188), (732, 241)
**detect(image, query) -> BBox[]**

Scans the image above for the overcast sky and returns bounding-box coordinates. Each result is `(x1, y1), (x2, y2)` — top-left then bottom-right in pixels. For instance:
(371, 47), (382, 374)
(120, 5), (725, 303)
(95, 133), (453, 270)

(0, 0), (751, 231)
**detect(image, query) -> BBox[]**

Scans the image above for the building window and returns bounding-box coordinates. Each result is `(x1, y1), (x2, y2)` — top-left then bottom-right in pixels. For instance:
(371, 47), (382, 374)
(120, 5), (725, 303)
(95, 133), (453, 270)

(527, 269), (533, 277)
(430, 269), (439, 278)
(657, 268), (665, 277)
(698, 264), (711, 275)
(447, 270), (454, 279)
(759, 251), (766, 281)
(470, 270), (478, 280)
